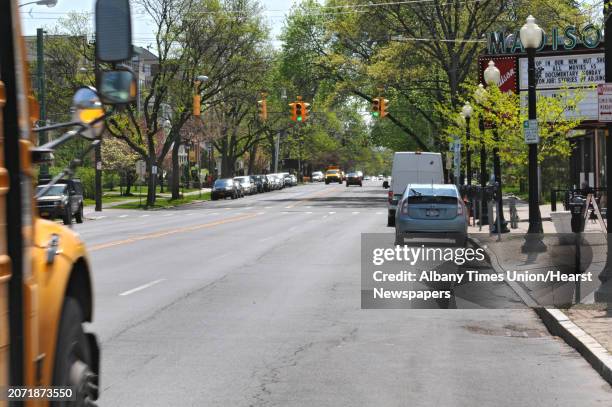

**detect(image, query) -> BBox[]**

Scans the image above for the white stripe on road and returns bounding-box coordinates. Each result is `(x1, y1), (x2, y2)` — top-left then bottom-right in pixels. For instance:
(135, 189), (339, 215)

(186, 213), (195, 216)
(376, 212), (383, 215)
(162, 213), (174, 217)
(352, 211), (360, 215)
(119, 279), (166, 296)
(306, 211), (313, 214)
(265, 206), (272, 209)
(140, 214), (150, 218)
(119, 215), (129, 218)
(328, 211), (336, 215)
(257, 212), (266, 215)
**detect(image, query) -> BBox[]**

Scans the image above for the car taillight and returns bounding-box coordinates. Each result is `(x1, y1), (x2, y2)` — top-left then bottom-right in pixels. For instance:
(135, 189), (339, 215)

(388, 190), (393, 204)
(401, 199), (409, 214)
(457, 201), (463, 216)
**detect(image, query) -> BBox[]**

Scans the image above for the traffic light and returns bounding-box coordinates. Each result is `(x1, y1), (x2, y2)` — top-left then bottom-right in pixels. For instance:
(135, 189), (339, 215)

(289, 102), (297, 121)
(193, 94), (201, 116)
(257, 98), (267, 121)
(295, 102), (303, 122)
(371, 97), (380, 117)
(380, 98), (389, 117)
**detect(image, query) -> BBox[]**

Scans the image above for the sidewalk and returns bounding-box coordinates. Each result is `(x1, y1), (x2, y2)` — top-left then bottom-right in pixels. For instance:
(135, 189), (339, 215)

(84, 187), (211, 212)
(468, 196), (605, 234)
(472, 204), (612, 385)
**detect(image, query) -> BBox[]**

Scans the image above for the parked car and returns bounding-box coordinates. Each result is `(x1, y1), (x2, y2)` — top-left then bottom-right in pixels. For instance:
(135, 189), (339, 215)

(394, 184), (467, 246)
(290, 174), (298, 186)
(258, 175), (272, 192)
(268, 174), (281, 189)
(36, 179), (85, 225)
(234, 176), (257, 195)
(311, 171), (324, 182)
(251, 175), (265, 193)
(211, 178), (239, 200)
(346, 172), (363, 187)
(364, 175), (371, 180)
(386, 151), (443, 227)
(234, 180), (245, 197)
(283, 173), (294, 187)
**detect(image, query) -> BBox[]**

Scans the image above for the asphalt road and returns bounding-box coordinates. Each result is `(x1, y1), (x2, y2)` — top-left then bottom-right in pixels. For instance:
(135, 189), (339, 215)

(73, 181), (612, 406)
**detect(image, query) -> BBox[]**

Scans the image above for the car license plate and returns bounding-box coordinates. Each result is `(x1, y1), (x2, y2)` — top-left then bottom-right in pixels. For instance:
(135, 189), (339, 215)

(426, 209), (439, 217)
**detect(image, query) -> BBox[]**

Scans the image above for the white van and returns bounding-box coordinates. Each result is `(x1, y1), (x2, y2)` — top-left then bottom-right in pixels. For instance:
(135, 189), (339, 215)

(386, 151), (444, 226)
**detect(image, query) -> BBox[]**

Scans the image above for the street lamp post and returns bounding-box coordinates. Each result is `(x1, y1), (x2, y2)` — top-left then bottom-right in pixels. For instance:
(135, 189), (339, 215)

(520, 15), (543, 233)
(473, 85), (489, 225)
(484, 60), (509, 233)
(461, 102), (473, 185)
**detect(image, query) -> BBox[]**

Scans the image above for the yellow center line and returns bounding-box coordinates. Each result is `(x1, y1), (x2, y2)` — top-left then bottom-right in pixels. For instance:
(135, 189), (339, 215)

(90, 213), (258, 252)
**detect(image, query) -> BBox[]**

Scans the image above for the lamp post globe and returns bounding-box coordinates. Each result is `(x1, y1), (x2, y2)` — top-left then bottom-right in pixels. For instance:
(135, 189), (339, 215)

(484, 60), (501, 87)
(474, 83), (488, 105)
(520, 15), (543, 49)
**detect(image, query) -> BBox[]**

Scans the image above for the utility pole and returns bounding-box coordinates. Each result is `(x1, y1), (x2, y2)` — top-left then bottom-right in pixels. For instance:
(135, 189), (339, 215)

(36, 28), (48, 177)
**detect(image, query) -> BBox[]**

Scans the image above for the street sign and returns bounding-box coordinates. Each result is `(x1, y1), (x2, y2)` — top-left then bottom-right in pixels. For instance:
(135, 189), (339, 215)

(523, 119), (539, 144)
(598, 83), (612, 122)
(152, 165), (158, 175)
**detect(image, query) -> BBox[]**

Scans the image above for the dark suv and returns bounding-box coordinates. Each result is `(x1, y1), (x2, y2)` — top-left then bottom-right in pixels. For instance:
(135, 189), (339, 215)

(36, 179), (85, 225)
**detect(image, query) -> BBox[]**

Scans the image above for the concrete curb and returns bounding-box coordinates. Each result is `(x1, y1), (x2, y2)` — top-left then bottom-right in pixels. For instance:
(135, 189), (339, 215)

(471, 236), (612, 386)
(534, 307), (612, 386)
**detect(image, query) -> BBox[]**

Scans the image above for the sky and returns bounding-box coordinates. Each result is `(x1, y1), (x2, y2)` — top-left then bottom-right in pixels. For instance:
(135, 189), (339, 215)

(20, 0), (299, 48)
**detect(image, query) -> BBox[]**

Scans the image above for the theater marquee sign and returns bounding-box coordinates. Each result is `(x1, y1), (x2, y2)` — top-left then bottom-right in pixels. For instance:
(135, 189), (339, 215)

(483, 24), (604, 121)
(518, 52), (604, 120)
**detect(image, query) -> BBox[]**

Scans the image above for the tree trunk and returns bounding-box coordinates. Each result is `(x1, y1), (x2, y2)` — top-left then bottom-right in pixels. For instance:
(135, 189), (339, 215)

(248, 142), (258, 174)
(146, 159), (156, 207)
(171, 140), (181, 200)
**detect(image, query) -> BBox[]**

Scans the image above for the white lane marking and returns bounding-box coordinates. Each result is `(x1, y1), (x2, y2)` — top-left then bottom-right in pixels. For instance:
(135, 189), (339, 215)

(284, 206), (292, 209)
(376, 212), (383, 215)
(282, 211), (290, 214)
(352, 211), (360, 215)
(92, 216), (106, 220)
(265, 206), (272, 209)
(306, 206), (312, 208)
(162, 213), (174, 217)
(186, 213), (195, 216)
(328, 211), (336, 215)
(306, 211), (313, 214)
(257, 212), (266, 215)
(119, 215), (129, 218)
(119, 279), (166, 296)
(140, 214), (150, 218)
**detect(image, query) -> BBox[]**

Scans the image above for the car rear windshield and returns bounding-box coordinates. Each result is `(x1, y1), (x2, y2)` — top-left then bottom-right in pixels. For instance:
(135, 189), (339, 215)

(408, 195), (457, 205)
(214, 180), (232, 187)
(327, 170), (339, 174)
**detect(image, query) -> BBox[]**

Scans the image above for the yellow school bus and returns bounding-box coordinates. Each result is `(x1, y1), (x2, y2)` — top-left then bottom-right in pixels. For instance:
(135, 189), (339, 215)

(0, 1), (136, 405)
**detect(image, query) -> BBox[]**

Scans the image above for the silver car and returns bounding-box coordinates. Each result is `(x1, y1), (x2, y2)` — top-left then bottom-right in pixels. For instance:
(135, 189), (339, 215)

(233, 176), (256, 195)
(395, 184), (467, 246)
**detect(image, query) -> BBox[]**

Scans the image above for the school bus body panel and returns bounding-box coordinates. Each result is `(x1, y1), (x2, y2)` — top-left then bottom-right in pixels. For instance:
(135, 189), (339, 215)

(32, 219), (92, 386)
(0, 72), (11, 407)
(1, 1), (98, 404)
